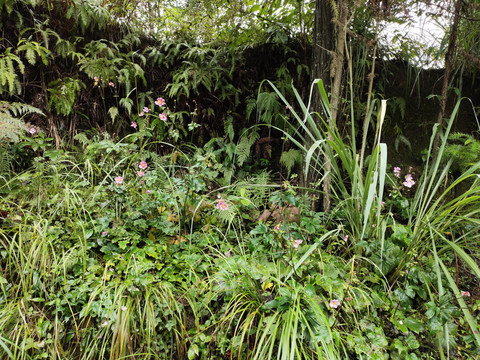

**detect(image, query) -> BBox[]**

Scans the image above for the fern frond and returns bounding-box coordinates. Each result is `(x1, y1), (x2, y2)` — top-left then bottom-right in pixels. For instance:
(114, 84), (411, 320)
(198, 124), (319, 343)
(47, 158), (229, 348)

(0, 146), (13, 175)
(1, 101), (44, 117)
(0, 101), (44, 143)
(74, 132), (90, 147)
(280, 149), (303, 177)
(119, 97), (133, 115)
(0, 48), (24, 95)
(235, 130), (259, 166)
(108, 106), (119, 123)
(47, 77), (85, 116)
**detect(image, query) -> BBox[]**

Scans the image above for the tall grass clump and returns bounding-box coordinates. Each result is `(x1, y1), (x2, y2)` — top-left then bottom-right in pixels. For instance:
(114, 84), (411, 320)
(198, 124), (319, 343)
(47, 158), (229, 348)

(268, 78), (480, 357)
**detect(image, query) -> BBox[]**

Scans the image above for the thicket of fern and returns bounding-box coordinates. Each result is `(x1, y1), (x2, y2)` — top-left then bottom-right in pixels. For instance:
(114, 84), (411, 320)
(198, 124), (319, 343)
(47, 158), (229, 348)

(0, 0), (310, 156)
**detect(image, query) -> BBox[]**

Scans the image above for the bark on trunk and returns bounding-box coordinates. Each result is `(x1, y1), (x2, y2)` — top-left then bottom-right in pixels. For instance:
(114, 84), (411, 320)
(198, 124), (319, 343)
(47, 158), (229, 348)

(309, 0), (348, 212)
(308, 0), (335, 210)
(433, 0), (461, 158)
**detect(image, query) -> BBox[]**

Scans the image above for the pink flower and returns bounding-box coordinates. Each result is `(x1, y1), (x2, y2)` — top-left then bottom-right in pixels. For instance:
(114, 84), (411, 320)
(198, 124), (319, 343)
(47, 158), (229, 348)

(139, 112), (144, 117)
(29, 127), (37, 134)
(114, 176), (123, 185)
(146, 189), (151, 194)
(159, 113), (167, 121)
(94, 76), (99, 82)
(216, 200), (228, 211)
(403, 174), (415, 188)
(393, 167), (401, 177)
(121, 306), (127, 311)
(102, 231), (108, 236)
(343, 235), (348, 242)
(329, 299), (340, 309)
(101, 320), (108, 327)
(139, 161), (148, 169)
(345, 297), (351, 301)
(131, 122), (137, 128)
(143, 107), (149, 113)
(137, 171), (145, 177)
(155, 97), (165, 107)
(461, 291), (471, 297)
(274, 224), (281, 231)
(109, 82), (115, 87)
(293, 239), (303, 248)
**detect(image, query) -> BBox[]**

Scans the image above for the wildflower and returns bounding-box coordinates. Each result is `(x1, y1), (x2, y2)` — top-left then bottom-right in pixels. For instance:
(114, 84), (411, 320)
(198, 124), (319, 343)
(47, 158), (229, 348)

(399, 320), (403, 325)
(131, 122), (137, 128)
(29, 127), (37, 134)
(274, 223), (281, 231)
(108, 82), (115, 87)
(159, 113), (167, 121)
(216, 199), (228, 211)
(155, 97), (165, 107)
(143, 107), (149, 113)
(345, 297), (351, 301)
(139, 112), (144, 117)
(393, 167), (401, 177)
(102, 231), (108, 236)
(343, 235), (349, 242)
(114, 176), (123, 185)
(94, 76), (99, 85)
(329, 299), (341, 309)
(121, 306), (127, 311)
(381, 201), (385, 208)
(461, 291), (471, 297)
(101, 320), (108, 327)
(146, 189), (151, 194)
(139, 161), (148, 169)
(137, 171), (145, 177)
(403, 173), (415, 188)
(293, 239), (303, 248)
(109, 267), (114, 272)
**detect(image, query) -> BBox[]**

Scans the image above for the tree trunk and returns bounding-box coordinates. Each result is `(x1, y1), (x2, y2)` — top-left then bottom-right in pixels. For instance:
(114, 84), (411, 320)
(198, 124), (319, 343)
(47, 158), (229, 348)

(309, 0), (348, 212)
(324, 0), (348, 212)
(433, 0), (462, 158)
(308, 0), (335, 210)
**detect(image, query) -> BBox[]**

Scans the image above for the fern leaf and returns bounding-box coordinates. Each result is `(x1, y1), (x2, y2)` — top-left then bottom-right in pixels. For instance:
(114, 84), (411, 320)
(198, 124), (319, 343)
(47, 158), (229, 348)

(280, 149), (303, 177)
(108, 106), (119, 123)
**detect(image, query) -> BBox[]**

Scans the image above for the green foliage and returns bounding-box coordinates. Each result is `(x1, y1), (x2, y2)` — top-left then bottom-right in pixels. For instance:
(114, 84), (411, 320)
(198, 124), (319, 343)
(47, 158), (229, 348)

(48, 77), (85, 116)
(444, 132), (480, 173)
(2, 1), (480, 358)
(16, 39), (50, 65)
(255, 90), (282, 125)
(2, 121), (480, 359)
(0, 101), (43, 142)
(165, 43), (240, 104)
(66, 0), (111, 33)
(280, 148), (302, 177)
(235, 129), (260, 166)
(0, 48), (24, 95)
